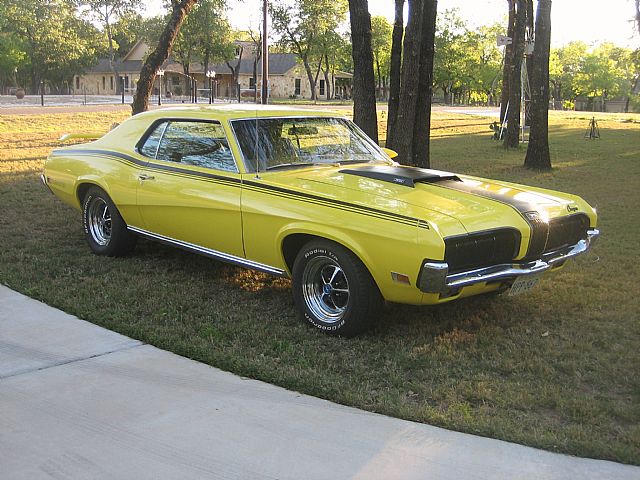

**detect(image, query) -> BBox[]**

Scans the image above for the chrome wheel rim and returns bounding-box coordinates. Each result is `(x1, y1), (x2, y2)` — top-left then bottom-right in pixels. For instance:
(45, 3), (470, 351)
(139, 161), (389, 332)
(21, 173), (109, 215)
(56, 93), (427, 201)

(87, 197), (112, 246)
(302, 256), (350, 324)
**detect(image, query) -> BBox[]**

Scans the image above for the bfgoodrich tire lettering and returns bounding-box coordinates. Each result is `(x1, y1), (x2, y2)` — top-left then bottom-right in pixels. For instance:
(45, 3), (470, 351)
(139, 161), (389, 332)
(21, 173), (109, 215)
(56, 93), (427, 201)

(82, 186), (137, 257)
(292, 240), (382, 337)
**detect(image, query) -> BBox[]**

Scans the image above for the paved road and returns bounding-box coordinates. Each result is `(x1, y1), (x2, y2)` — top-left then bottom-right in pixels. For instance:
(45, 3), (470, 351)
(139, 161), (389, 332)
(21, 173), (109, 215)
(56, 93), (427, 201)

(1, 285), (638, 479)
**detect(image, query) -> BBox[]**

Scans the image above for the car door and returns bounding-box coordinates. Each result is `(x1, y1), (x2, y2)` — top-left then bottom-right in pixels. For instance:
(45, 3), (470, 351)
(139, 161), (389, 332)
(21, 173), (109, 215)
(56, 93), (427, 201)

(135, 119), (244, 257)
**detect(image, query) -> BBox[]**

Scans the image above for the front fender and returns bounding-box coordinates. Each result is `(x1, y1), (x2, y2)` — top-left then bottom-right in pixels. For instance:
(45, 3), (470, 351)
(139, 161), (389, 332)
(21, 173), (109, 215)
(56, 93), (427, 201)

(276, 221), (429, 304)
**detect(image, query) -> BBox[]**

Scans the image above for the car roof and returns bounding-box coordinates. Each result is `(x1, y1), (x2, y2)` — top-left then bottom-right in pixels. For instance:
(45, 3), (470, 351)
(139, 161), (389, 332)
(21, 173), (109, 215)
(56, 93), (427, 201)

(132, 104), (342, 122)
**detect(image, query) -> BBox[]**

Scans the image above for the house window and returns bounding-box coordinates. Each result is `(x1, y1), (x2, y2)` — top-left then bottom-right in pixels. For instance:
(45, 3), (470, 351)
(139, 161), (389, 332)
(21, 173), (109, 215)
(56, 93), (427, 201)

(294, 78), (301, 96)
(75, 76), (80, 89)
(249, 77), (256, 89)
(319, 79), (325, 96)
(173, 76), (180, 86)
(110, 76), (114, 90)
(102, 76), (106, 90)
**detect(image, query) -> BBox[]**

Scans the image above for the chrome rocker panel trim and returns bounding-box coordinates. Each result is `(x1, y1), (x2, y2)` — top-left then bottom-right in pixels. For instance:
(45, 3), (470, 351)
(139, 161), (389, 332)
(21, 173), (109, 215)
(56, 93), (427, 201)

(419, 229), (600, 294)
(127, 226), (288, 277)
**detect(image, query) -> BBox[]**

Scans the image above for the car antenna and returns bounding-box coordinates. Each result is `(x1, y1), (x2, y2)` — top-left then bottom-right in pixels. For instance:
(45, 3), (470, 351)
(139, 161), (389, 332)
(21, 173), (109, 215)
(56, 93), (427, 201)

(254, 106), (260, 179)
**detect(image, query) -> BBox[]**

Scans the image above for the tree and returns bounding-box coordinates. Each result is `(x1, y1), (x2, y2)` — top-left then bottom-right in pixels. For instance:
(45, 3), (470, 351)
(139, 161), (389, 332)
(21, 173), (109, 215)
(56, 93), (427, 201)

(4, 0), (104, 93)
(574, 44), (627, 110)
(433, 9), (467, 105)
(111, 13), (165, 58)
(75, 0), (142, 94)
(499, 0), (515, 122)
(524, 0), (552, 170)
(503, 0), (527, 148)
(131, 0), (198, 114)
(370, 16), (393, 99)
(348, 0), (378, 142)
(271, 0), (347, 100)
(386, 0), (404, 147)
(636, 0), (640, 36)
(549, 41), (588, 107)
(386, 0), (438, 167)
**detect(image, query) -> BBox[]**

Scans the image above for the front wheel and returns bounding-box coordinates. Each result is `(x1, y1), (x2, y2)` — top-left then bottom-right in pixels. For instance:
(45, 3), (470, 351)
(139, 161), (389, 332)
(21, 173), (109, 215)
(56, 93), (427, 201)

(292, 240), (382, 337)
(82, 186), (137, 256)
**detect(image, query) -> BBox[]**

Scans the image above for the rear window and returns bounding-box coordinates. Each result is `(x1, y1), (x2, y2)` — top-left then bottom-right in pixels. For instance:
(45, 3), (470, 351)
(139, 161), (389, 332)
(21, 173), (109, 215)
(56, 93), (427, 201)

(139, 120), (237, 173)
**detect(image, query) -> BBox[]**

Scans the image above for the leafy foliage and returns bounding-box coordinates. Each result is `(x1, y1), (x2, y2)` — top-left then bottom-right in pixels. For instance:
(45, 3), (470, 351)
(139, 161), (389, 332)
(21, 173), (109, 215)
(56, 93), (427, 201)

(270, 0), (348, 99)
(550, 42), (639, 111)
(433, 9), (504, 105)
(2, 0), (105, 92)
(172, 0), (235, 75)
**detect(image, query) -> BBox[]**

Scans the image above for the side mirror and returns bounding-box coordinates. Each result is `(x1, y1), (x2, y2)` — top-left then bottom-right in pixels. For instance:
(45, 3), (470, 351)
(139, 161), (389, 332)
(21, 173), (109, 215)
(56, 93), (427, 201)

(381, 147), (398, 159)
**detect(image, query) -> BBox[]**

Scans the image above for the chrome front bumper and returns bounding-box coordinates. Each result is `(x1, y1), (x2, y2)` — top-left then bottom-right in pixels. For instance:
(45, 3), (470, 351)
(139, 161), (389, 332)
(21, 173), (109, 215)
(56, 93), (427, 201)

(418, 229), (600, 294)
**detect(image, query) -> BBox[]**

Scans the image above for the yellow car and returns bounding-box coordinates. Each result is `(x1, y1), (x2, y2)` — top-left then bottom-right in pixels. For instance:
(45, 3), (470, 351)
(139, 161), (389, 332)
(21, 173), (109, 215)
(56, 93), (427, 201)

(43, 105), (599, 336)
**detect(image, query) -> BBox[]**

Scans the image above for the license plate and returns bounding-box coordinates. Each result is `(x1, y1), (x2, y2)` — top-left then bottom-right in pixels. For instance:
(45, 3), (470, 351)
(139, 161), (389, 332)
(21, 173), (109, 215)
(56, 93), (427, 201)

(508, 275), (541, 296)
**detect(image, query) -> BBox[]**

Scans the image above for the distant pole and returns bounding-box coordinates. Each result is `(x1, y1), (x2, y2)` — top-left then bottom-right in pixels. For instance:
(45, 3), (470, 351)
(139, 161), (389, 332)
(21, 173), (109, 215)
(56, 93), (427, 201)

(194, 78), (198, 103)
(40, 80), (44, 106)
(157, 70), (164, 106)
(121, 77), (125, 104)
(261, 0), (268, 104)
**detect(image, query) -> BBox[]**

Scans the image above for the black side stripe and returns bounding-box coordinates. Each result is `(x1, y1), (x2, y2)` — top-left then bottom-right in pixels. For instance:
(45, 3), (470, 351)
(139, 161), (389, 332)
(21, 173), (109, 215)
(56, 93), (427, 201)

(53, 148), (430, 229)
(52, 148), (241, 185)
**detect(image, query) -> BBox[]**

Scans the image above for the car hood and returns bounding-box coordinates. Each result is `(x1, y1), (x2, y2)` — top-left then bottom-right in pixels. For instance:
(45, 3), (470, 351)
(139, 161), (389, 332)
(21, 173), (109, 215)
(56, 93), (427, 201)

(259, 163), (583, 237)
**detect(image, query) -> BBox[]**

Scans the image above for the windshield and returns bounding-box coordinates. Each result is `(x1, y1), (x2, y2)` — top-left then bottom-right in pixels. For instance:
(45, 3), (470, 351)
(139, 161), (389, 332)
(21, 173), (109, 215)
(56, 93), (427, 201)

(231, 117), (389, 173)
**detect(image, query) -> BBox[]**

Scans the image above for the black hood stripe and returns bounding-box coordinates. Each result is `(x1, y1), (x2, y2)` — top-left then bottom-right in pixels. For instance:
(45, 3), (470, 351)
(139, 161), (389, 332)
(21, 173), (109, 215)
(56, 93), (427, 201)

(432, 179), (539, 216)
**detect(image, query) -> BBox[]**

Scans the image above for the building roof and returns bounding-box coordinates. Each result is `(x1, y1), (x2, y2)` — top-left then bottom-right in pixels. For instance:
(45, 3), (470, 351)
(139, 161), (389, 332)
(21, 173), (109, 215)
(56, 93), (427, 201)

(86, 53), (300, 77)
(86, 58), (145, 74)
(210, 53), (298, 76)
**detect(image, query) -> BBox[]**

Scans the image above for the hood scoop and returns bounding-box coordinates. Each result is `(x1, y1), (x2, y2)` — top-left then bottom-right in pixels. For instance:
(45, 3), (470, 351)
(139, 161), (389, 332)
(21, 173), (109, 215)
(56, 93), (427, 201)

(339, 165), (460, 188)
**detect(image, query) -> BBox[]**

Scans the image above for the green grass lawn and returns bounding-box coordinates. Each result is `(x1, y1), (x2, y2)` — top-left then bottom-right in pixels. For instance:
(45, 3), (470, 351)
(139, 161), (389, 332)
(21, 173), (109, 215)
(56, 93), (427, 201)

(0, 108), (639, 464)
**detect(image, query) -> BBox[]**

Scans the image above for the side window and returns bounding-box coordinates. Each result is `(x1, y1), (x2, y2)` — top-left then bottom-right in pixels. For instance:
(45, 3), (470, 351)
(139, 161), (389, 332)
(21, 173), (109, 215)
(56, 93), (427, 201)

(155, 121), (237, 172)
(139, 121), (168, 159)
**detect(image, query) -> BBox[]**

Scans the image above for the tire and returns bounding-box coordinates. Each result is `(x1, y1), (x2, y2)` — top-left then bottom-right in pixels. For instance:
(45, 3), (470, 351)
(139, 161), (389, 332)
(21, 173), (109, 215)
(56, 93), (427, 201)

(82, 186), (137, 257)
(292, 240), (382, 337)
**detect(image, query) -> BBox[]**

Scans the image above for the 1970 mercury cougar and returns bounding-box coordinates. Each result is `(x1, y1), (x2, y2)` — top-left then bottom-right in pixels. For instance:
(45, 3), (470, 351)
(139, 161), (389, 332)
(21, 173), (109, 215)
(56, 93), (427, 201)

(43, 105), (599, 336)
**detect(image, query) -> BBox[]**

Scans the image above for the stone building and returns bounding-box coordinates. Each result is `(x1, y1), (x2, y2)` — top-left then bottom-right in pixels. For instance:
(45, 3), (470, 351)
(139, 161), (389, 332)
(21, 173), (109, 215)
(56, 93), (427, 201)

(73, 41), (352, 100)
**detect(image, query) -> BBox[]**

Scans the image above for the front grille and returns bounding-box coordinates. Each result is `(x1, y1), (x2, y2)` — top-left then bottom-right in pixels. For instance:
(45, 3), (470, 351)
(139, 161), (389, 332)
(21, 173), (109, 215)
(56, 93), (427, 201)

(444, 229), (521, 274)
(524, 212), (590, 259)
(545, 214), (590, 252)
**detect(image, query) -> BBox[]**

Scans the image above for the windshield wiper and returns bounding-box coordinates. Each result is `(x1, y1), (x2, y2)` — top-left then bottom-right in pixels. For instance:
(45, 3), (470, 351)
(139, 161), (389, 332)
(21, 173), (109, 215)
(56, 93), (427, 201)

(265, 162), (314, 171)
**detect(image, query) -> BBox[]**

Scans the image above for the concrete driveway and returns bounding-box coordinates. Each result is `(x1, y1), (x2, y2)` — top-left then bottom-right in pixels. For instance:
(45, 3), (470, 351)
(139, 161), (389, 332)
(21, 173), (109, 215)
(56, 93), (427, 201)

(1, 284), (638, 480)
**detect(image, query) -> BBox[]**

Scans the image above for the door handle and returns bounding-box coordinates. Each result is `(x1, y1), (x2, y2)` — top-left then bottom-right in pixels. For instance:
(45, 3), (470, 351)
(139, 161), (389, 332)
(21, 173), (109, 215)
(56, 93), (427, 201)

(138, 174), (155, 181)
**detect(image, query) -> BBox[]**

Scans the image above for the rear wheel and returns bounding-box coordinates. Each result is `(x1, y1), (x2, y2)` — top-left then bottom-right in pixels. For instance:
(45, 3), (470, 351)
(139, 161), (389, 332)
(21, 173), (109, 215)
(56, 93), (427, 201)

(292, 240), (382, 337)
(82, 186), (137, 256)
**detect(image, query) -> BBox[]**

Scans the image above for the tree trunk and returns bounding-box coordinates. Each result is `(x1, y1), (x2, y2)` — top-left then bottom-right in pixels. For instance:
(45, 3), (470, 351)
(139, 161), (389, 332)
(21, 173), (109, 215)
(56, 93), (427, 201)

(500, 0), (516, 123)
(635, 0), (640, 36)
(503, 0), (527, 148)
(524, 0), (552, 169)
(131, 0), (198, 115)
(105, 16), (122, 95)
(386, 0), (404, 146)
(301, 55), (317, 100)
(410, 0), (437, 168)
(389, 0), (437, 167)
(375, 54), (382, 98)
(323, 54), (332, 100)
(348, 0), (379, 143)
